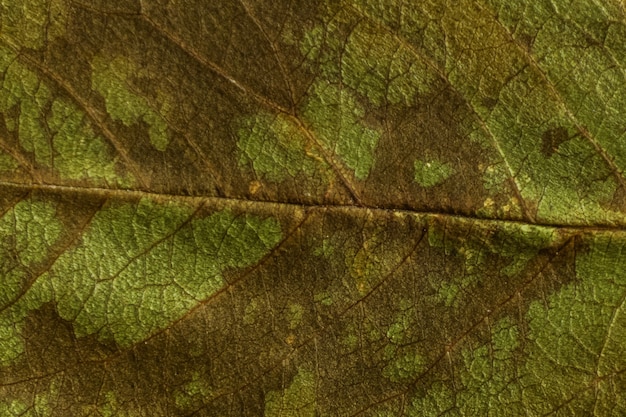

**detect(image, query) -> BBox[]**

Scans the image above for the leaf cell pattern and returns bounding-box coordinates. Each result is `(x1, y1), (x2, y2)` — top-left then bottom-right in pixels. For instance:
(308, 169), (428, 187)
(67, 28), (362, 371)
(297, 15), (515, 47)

(1, 0), (626, 416)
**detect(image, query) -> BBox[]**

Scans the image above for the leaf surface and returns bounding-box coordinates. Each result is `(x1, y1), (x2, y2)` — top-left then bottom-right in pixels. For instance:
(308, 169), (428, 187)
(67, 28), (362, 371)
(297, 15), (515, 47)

(1, 0), (626, 415)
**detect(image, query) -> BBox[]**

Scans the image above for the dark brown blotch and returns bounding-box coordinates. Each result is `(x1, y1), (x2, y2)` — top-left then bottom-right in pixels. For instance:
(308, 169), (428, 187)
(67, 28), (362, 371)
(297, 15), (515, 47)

(541, 127), (571, 157)
(517, 33), (535, 51)
(481, 96), (498, 110)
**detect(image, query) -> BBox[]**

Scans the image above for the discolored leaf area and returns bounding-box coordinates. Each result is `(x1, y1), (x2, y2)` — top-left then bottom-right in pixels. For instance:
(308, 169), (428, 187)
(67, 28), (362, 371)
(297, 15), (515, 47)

(2, 0), (626, 415)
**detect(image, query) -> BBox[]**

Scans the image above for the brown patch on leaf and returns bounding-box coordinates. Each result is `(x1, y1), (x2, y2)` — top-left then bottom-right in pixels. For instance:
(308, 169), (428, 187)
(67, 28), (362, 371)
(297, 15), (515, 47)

(365, 85), (499, 216)
(608, 183), (626, 212)
(541, 127), (571, 157)
(517, 33), (535, 51)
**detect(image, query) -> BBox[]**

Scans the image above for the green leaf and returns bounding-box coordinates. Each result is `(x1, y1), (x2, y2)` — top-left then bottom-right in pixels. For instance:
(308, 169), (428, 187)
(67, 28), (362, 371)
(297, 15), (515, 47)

(0, 0), (625, 415)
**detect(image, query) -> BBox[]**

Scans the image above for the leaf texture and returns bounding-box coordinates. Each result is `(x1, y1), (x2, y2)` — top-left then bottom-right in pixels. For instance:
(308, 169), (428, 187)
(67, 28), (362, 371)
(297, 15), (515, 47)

(1, 0), (626, 415)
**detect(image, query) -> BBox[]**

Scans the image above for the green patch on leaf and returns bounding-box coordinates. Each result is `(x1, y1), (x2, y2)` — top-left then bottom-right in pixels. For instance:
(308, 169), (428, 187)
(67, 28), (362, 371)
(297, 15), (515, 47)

(92, 55), (169, 151)
(0, 0), (67, 49)
(520, 233), (626, 414)
(0, 47), (129, 184)
(287, 302), (304, 329)
(264, 367), (316, 417)
(427, 218), (559, 307)
(411, 233), (626, 415)
(0, 400), (30, 417)
(48, 97), (129, 184)
(313, 237), (335, 258)
(243, 298), (261, 325)
(381, 300), (427, 382)
(98, 391), (139, 417)
(237, 112), (320, 181)
(386, 306), (412, 345)
(473, 222), (558, 278)
(0, 151), (18, 172)
(0, 199), (282, 355)
(0, 199), (61, 275)
(0, 199), (61, 366)
(413, 159), (454, 187)
(45, 200), (280, 346)
(338, 323), (361, 352)
(383, 351), (426, 382)
(347, 227), (386, 295)
(408, 318), (523, 416)
(436, 280), (462, 308)
(0, 375), (59, 416)
(303, 83), (380, 180)
(0, 49), (52, 165)
(0, 280), (52, 367)
(301, 17), (434, 106)
(314, 291), (334, 306)
(174, 372), (213, 410)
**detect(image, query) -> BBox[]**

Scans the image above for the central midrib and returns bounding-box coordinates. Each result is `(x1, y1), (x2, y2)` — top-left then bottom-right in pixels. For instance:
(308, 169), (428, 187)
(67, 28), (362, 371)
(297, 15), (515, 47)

(1, 179), (624, 232)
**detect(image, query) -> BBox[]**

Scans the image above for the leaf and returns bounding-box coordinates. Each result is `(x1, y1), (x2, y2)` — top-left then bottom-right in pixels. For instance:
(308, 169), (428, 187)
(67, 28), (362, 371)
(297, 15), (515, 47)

(0, 0), (626, 415)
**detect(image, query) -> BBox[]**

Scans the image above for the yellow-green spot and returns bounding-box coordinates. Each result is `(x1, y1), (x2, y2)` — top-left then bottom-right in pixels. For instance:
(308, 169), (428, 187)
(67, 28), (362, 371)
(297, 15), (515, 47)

(300, 25), (341, 83)
(31, 381), (57, 417)
(237, 112), (320, 181)
(314, 291), (333, 306)
(0, 151), (18, 172)
(41, 200), (281, 347)
(174, 372), (213, 410)
(385, 300), (415, 346)
(383, 302), (426, 382)
(0, 321), (24, 367)
(0, 199), (61, 270)
(243, 298), (260, 325)
(264, 367), (316, 417)
(476, 157), (524, 219)
(303, 83), (380, 180)
(0, 0), (67, 49)
(92, 55), (169, 151)
(0, 400), (29, 417)
(342, 329), (359, 351)
(436, 280), (462, 307)
(490, 223), (558, 276)
(408, 382), (456, 417)
(386, 314), (411, 345)
(287, 302), (304, 329)
(383, 352), (426, 382)
(430, 269), (476, 308)
(341, 333), (359, 351)
(98, 391), (138, 417)
(426, 225), (445, 249)
(313, 237), (335, 258)
(346, 226), (407, 296)
(99, 392), (121, 417)
(347, 233), (382, 295)
(414, 159), (454, 187)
